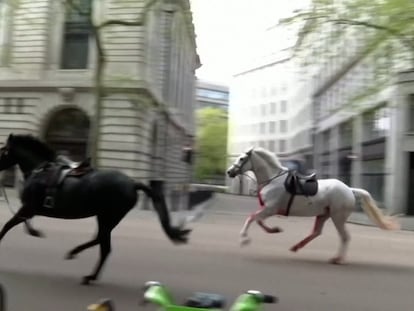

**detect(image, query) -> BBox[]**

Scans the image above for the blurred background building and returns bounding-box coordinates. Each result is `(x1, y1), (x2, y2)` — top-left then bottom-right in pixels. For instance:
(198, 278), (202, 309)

(196, 79), (229, 111)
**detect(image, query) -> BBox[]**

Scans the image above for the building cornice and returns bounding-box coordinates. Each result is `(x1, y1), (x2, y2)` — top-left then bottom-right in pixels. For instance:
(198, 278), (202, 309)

(0, 79), (194, 137)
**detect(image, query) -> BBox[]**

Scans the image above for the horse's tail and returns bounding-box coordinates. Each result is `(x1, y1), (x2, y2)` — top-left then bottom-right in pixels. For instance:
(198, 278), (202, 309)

(135, 182), (191, 244)
(351, 188), (400, 230)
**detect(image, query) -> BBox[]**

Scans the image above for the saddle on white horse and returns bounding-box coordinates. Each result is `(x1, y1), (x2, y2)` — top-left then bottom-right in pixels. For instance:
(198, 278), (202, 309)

(283, 170), (318, 216)
(284, 171), (318, 197)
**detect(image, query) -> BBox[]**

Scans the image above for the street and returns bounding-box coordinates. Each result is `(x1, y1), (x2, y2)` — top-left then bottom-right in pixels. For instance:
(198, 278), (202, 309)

(0, 194), (413, 311)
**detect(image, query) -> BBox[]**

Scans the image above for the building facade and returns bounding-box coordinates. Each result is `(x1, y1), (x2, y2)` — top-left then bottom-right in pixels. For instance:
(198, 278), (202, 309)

(305, 17), (414, 215)
(0, 0), (200, 209)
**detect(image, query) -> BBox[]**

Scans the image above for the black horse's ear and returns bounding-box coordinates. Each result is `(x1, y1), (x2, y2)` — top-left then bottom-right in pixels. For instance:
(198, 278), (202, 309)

(7, 133), (13, 142)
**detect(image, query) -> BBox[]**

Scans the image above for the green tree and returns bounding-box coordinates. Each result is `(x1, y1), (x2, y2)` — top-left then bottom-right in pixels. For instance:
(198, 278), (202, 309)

(195, 107), (228, 181)
(282, 0), (414, 104)
(285, 0), (414, 62)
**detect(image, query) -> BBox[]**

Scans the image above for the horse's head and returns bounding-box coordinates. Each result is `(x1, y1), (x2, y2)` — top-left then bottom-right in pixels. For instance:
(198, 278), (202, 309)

(227, 147), (288, 184)
(0, 133), (56, 174)
(0, 134), (18, 170)
(227, 147), (254, 178)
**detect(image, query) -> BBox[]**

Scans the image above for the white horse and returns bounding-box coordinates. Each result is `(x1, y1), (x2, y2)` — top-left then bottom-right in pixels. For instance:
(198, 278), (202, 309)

(226, 147), (400, 264)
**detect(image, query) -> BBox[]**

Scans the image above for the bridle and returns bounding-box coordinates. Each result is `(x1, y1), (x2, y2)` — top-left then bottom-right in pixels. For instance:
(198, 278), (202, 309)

(233, 149), (289, 189)
(0, 145), (10, 157)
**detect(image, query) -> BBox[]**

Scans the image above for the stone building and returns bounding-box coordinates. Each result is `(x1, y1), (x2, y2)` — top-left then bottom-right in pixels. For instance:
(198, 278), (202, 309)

(0, 0), (200, 208)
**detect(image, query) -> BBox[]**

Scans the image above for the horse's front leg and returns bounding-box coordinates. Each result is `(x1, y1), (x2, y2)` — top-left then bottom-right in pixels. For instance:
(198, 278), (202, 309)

(240, 208), (277, 246)
(0, 207), (34, 242)
(257, 220), (283, 233)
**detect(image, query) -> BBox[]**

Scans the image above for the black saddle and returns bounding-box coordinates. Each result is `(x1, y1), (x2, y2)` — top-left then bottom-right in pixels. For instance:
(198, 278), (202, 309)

(284, 170), (318, 197)
(185, 293), (226, 309)
(36, 157), (94, 208)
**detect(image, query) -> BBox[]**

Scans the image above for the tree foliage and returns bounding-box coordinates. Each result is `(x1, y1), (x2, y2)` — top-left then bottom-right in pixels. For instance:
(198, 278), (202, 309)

(284, 0), (414, 63)
(194, 107), (228, 181)
(282, 0), (414, 107)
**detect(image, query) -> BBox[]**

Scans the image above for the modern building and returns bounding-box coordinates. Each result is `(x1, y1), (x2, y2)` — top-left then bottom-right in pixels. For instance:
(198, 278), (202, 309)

(0, 0), (200, 209)
(226, 23), (300, 194)
(195, 79), (229, 111)
(302, 15), (414, 215)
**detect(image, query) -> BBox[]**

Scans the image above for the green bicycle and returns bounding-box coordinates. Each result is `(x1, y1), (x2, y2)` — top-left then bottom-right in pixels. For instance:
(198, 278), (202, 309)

(88, 281), (277, 311)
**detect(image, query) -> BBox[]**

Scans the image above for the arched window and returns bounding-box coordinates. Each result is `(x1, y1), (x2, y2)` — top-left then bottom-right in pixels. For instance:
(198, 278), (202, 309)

(44, 108), (90, 161)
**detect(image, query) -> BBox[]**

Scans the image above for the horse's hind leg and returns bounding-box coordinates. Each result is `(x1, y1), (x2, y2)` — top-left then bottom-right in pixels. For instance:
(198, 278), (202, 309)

(65, 219), (100, 259)
(65, 237), (99, 260)
(81, 213), (125, 285)
(330, 210), (351, 264)
(290, 209), (329, 252)
(82, 230), (111, 285)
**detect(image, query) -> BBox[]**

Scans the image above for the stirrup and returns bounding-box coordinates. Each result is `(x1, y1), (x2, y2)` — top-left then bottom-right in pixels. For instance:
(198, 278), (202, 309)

(44, 196), (54, 209)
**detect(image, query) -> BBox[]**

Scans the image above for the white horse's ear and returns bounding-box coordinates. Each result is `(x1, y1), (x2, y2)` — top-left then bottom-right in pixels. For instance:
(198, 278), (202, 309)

(246, 147), (254, 155)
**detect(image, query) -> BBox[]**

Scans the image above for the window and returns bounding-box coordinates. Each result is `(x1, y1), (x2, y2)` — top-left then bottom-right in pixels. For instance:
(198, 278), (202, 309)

(4, 97), (11, 113)
(269, 102), (276, 114)
(261, 104), (266, 116)
(268, 140), (275, 152)
(280, 100), (287, 113)
(260, 122), (266, 134)
(279, 139), (286, 152)
(322, 130), (330, 152)
(363, 106), (390, 141)
(339, 120), (353, 147)
(60, 0), (92, 69)
(0, 0), (10, 65)
(16, 98), (24, 114)
(280, 120), (287, 133)
(269, 121), (276, 133)
(261, 87), (267, 98)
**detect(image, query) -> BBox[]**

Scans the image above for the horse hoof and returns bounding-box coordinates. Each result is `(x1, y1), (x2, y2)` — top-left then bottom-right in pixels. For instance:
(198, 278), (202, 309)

(65, 253), (76, 260)
(29, 230), (45, 238)
(329, 257), (345, 265)
(240, 237), (251, 247)
(290, 246), (299, 252)
(81, 276), (96, 285)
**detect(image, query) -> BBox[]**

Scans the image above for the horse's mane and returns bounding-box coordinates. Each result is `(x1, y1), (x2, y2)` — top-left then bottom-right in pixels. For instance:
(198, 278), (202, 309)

(253, 147), (286, 169)
(11, 134), (56, 161)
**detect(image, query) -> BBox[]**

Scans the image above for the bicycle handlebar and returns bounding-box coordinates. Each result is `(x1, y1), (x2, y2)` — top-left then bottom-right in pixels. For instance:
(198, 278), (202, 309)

(263, 294), (277, 304)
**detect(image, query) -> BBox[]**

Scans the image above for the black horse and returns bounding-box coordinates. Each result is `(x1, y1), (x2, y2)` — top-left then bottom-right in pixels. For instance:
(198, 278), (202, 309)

(0, 134), (191, 284)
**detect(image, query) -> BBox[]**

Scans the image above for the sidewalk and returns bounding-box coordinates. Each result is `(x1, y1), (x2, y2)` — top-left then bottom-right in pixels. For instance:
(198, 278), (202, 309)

(348, 212), (414, 231)
(216, 193), (414, 231)
(2, 187), (414, 231)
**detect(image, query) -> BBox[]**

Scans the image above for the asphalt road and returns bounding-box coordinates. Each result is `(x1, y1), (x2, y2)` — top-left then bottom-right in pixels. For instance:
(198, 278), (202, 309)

(0, 197), (413, 311)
